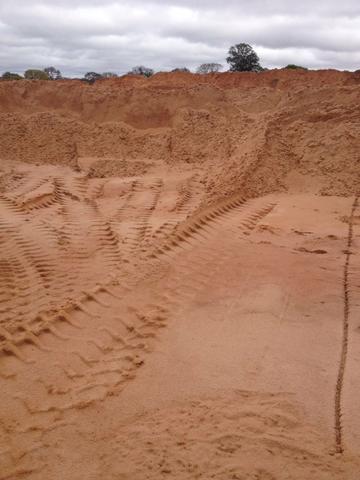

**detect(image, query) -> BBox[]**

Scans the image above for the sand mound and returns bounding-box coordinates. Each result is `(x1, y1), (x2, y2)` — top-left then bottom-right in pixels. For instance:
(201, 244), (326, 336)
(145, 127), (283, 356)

(0, 70), (359, 200)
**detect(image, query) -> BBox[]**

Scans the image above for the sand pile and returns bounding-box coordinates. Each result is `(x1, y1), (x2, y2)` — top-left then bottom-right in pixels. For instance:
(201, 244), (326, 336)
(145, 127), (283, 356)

(0, 70), (359, 200)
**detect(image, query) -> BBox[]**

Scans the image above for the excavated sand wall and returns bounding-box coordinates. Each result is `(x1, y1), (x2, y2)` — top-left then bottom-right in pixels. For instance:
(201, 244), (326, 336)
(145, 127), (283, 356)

(0, 70), (359, 199)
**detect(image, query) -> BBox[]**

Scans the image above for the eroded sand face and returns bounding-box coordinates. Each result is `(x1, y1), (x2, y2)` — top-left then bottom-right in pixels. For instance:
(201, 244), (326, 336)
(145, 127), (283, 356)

(1, 72), (360, 479)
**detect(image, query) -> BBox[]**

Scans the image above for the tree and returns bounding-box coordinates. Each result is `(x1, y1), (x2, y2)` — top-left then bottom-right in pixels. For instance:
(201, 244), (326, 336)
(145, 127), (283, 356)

(226, 43), (262, 72)
(83, 72), (103, 84)
(196, 63), (222, 74)
(284, 64), (308, 70)
(24, 69), (49, 80)
(1, 72), (23, 80)
(128, 66), (154, 77)
(171, 67), (190, 73)
(44, 66), (62, 80)
(102, 72), (118, 78)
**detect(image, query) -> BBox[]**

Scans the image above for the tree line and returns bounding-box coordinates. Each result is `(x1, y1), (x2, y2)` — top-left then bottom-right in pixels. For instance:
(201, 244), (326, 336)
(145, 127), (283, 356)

(1, 44), (308, 82)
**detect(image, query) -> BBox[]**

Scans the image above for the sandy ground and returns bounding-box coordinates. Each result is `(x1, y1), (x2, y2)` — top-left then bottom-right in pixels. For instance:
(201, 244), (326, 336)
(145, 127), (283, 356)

(1, 72), (360, 478)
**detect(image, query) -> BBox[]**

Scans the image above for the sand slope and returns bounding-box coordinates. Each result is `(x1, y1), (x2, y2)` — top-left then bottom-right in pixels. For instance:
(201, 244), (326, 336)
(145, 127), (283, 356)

(0, 71), (360, 479)
(0, 70), (359, 200)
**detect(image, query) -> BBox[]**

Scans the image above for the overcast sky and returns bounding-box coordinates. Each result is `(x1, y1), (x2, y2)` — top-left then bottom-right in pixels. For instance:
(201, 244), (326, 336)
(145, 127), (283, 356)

(1, 0), (360, 76)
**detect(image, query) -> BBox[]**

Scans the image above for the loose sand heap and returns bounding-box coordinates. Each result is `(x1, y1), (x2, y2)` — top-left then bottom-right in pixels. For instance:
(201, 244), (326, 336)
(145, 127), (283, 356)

(0, 71), (360, 479)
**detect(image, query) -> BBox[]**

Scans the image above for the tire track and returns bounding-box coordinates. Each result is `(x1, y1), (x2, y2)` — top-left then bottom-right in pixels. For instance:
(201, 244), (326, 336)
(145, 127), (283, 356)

(0, 178), (122, 343)
(170, 174), (202, 216)
(0, 197), (275, 364)
(112, 178), (164, 255)
(19, 175), (89, 212)
(0, 194), (277, 478)
(0, 197), (57, 331)
(0, 277), (170, 477)
(149, 196), (276, 259)
(11, 177), (52, 202)
(151, 175), (203, 244)
(133, 178), (164, 248)
(334, 195), (359, 454)
(144, 198), (277, 320)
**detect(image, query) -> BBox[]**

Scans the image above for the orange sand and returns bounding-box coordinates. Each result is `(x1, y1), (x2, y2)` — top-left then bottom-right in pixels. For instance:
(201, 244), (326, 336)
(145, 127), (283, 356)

(0, 71), (360, 479)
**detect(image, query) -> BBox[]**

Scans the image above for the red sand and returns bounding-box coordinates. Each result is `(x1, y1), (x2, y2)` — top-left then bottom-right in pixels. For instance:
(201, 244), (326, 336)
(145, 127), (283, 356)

(0, 71), (360, 479)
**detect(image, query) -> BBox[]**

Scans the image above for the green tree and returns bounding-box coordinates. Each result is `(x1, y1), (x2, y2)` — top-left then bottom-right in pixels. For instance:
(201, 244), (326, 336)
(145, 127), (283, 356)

(196, 63), (222, 74)
(226, 43), (262, 72)
(129, 66), (154, 77)
(1, 72), (23, 80)
(83, 72), (103, 84)
(24, 69), (49, 80)
(284, 64), (308, 70)
(44, 66), (62, 80)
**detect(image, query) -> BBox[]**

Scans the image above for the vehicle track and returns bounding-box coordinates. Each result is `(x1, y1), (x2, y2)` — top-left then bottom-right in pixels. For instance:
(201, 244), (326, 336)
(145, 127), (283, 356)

(149, 196), (276, 259)
(131, 178), (164, 249)
(334, 195), (359, 453)
(0, 193), (277, 478)
(0, 163), (283, 479)
(0, 283), (169, 478)
(0, 179), (122, 343)
(150, 174), (203, 244)
(127, 197), (277, 325)
(0, 193), (273, 358)
(110, 179), (161, 254)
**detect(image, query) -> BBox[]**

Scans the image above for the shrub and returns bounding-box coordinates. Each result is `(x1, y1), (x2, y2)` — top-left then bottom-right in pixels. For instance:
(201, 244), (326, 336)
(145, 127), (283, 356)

(171, 67), (190, 73)
(128, 66), (154, 77)
(24, 69), (49, 80)
(1, 72), (23, 80)
(284, 64), (308, 70)
(196, 63), (222, 74)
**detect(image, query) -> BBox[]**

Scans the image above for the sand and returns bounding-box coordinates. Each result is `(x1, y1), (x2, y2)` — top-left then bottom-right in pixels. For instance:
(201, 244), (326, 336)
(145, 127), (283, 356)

(0, 70), (360, 479)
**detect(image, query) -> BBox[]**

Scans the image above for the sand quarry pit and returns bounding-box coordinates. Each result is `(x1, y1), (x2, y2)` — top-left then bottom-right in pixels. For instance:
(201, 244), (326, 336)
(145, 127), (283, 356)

(0, 70), (360, 479)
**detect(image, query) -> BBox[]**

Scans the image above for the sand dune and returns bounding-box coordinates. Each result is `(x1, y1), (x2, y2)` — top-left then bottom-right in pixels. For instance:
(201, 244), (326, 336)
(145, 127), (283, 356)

(0, 71), (360, 479)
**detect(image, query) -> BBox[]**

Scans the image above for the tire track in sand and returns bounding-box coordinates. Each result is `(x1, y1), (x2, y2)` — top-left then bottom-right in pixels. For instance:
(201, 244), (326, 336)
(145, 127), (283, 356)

(150, 174), (203, 244)
(0, 279), (169, 478)
(0, 178), (123, 348)
(144, 197), (277, 322)
(334, 195), (359, 453)
(0, 196), (277, 478)
(149, 196), (275, 259)
(111, 178), (163, 256)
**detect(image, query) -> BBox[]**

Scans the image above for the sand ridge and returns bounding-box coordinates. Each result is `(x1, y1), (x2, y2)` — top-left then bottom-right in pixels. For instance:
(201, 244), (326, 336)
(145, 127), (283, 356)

(0, 70), (359, 200)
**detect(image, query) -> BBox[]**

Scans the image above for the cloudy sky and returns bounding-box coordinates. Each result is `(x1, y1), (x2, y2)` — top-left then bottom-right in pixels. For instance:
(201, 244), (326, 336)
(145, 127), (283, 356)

(1, 0), (360, 76)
